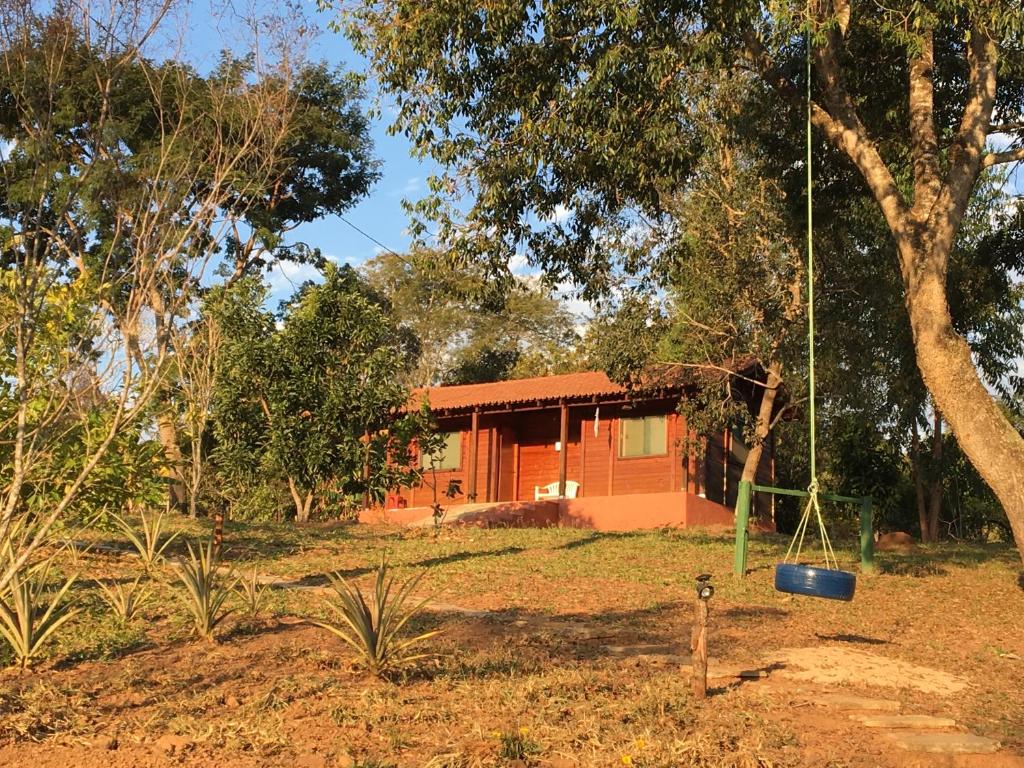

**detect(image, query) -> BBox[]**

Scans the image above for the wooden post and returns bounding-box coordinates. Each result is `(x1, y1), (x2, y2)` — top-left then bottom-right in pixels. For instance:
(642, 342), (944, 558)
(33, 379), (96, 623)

(558, 400), (568, 497)
(468, 410), (479, 501)
(691, 599), (709, 699)
(212, 511), (224, 557)
(578, 415), (587, 496)
(512, 440), (520, 501)
(669, 413), (677, 492)
(607, 417), (615, 495)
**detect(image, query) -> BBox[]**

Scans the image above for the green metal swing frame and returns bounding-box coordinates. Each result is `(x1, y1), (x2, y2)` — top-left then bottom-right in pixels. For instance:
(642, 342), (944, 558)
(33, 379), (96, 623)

(732, 481), (875, 577)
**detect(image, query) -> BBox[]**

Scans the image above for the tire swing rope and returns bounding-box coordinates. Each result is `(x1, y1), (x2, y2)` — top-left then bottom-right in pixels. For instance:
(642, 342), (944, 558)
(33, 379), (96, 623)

(775, 8), (848, 595)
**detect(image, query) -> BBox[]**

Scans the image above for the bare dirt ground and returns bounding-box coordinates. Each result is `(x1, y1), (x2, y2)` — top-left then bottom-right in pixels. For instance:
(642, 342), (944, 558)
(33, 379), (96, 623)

(0, 522), (1022, 767)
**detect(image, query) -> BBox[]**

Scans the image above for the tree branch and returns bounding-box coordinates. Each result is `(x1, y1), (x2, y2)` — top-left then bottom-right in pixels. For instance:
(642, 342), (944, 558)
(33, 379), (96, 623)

(943, 24), (998, 227)
(908, 29), (941, 208)
(982, 147), (1024, 168)
(742, 28), (909, 237)
(813, 27), (910, 235)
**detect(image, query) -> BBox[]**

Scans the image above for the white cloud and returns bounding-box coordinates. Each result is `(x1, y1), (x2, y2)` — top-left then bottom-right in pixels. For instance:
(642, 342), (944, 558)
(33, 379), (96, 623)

(540, 203), (572, 224)
(508, 253), (532, 274)
(391, 176), (421, 198)
(265, 260), (323, 299)
(552, 279), (595, 322)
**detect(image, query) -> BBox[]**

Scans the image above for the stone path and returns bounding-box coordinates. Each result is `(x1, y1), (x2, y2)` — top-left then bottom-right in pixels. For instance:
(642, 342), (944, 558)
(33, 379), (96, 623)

(579, 637), (1009, 760)
(806, 689), (1002, 757)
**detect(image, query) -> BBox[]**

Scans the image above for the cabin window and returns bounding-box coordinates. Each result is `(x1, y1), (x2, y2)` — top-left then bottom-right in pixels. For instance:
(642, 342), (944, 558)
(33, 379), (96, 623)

(422, 432), (462, 471)
(619, 415), (668, 458)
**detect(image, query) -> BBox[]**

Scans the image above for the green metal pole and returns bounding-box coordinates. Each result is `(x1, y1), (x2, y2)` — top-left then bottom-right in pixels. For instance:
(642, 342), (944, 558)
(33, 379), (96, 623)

(734, 480), (752, 577)
(859, 497), (875, 573)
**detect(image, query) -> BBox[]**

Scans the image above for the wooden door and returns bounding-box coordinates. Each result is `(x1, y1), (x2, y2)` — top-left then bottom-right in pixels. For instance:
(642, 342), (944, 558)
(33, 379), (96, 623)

(497, 427), (517, 501)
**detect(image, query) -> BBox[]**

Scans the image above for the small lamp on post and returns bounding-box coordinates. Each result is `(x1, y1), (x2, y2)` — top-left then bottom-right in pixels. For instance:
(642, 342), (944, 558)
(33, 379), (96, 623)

(691, 573), (714, 699)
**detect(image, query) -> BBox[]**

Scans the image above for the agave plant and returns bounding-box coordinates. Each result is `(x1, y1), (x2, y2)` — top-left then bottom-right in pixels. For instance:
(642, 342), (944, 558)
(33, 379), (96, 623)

(111, 508), (181, 570)
(310, 559), (439, 676)
(0, 556), (79, 669)
(173, 539), (237, 642)
(97, 575), (152, 623)
(235, 564), (269, 616)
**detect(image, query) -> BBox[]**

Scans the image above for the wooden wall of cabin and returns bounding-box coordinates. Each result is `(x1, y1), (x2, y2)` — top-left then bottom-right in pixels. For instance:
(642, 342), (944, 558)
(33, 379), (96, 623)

(509, 401), (689, 501)
(398, 400), (699, 508)
(702, 428), (774, 518)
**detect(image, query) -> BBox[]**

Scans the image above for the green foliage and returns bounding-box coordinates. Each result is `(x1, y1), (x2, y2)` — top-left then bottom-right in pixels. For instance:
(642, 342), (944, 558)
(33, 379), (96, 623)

(339, 0), (1024, 288)
(221, 61), (380, 279)
(111, 509), (181, 571)
(498, 729), (541, 761)
(172, 540), (238, 642)
(310, 559), (439, 676)
(340, 0), (1024, 548)
(96, 575), (152, 624)
(236, 565), (269, 616)
(208, 265), (429, 520)
(0, 555), (79, 669)
(363, 250), (582, 387)
(0, 5), (301, 572)
(218, 475), (292, 524)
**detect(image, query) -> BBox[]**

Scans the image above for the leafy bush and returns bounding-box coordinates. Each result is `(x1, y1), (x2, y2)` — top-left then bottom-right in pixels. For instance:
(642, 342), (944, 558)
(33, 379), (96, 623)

(310, 559), (438, 676)
(173, 539), (237, 642)
(221, 478), (291, 523)
(0, 556), (79, 669)
(111, 508), (180, 570)
(235, 564), (269, 616)
(96, 575), (151, 623)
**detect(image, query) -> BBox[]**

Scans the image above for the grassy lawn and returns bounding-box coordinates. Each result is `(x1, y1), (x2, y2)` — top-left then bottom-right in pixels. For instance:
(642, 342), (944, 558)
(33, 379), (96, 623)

(1, 520), (1022, 767)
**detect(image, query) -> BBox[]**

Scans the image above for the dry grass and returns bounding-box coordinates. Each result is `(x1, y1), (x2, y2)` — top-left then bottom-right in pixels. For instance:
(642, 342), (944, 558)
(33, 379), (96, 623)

(0, 520), (1021, 767)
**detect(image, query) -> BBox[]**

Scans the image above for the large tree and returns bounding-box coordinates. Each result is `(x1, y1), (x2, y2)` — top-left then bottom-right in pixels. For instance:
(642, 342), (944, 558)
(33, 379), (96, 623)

(154, 58), (380, 511)
(0, 1), (296, 586)
(343, 1), (1024, 561)
(210, 265), (424, 522)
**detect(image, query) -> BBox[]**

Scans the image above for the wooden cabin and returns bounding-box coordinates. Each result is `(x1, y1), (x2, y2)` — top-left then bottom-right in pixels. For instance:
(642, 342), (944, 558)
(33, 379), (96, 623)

(364, 370), (775, 531)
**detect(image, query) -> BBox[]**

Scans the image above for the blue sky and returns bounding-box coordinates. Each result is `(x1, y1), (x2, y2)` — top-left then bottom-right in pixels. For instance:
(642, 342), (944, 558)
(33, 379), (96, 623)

(182, 1), (439, 301)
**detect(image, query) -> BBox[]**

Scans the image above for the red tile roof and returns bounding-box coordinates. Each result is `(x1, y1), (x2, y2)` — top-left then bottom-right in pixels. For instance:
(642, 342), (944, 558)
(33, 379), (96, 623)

(410, 370), (680, 413)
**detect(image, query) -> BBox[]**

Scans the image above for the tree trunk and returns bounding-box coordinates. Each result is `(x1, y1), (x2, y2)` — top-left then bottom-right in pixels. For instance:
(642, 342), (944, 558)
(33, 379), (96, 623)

(740, 361), (783, 486)
(902, 250), (1024, 562)
(927, 409), (944, 541)
(288, 477), (315, 523)
(188, 436), (202, 519)
(156, 405), (188, 512)
(911, 420), (930, 541)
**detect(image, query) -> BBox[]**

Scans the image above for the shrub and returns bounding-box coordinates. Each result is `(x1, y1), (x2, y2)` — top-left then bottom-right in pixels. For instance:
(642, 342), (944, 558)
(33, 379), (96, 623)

(173, 539), (237, 642)
(111, 508), (180, 570)
(0, 556), (79, 669)
(96, 575), (152, 623)
(310, 559), (438, 676)
(222, 479), (291, 523)
(236, 564), (269, 616)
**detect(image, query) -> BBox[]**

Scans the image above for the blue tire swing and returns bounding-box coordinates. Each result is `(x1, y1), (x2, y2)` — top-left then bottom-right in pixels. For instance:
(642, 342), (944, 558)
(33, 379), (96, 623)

(774, 488), (857, 602)
(774, 14), (856, 603)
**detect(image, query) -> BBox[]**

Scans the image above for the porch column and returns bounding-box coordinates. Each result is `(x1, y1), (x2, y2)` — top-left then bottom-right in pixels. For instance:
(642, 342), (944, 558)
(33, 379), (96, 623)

(558, 400), (568, 497)
(469, 409), (480, 501)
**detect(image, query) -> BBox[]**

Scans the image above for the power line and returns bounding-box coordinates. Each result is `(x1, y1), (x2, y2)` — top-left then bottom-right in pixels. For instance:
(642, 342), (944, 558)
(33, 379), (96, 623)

(338, 214), (405, 260)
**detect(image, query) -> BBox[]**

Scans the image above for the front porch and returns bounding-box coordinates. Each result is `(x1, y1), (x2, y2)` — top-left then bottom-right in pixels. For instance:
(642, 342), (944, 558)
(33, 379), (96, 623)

(361, 490), (737, 531)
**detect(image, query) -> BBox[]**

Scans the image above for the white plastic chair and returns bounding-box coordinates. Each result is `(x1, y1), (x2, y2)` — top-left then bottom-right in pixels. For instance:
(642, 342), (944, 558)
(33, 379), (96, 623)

(534, 480), (579, 500)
